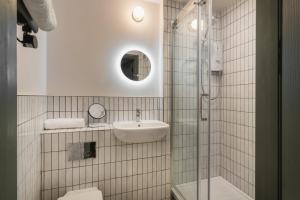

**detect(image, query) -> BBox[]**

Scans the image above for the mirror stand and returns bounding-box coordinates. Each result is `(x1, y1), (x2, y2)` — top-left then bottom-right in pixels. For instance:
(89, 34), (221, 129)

(88, 103), (107, 128)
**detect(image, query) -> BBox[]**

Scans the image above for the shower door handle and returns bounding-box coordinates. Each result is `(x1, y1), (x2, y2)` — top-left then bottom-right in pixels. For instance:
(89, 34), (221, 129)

(200, 94), (208, 121)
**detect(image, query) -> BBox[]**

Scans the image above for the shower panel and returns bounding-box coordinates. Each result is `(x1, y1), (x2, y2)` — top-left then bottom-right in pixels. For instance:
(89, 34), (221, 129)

(171, 0), (213, 199)
(170, 0), (256, 199)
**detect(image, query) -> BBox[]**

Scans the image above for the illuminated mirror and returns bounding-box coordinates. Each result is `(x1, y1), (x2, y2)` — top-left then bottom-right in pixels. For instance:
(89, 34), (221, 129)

(120, 50), (151, 81)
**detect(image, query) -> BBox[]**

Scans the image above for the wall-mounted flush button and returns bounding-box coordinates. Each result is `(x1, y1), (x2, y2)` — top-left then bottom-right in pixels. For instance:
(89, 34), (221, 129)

(68, 142), (96, 161)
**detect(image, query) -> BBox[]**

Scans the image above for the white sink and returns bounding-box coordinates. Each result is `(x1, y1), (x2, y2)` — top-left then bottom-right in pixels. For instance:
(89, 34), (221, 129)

(113, 120), (169, 143)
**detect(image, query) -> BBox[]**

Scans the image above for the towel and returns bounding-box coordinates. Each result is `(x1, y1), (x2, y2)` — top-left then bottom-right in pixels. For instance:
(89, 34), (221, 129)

(23, 0), (57, 31)
(44, 118), (85, 130)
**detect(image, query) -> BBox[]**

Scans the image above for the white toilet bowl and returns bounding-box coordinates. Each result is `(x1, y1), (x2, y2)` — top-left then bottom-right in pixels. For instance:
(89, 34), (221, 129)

(58, 187), (103, 200)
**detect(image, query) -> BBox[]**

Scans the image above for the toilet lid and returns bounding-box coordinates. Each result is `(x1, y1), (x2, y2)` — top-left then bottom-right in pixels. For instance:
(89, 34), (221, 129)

(58, 187), (103, 200)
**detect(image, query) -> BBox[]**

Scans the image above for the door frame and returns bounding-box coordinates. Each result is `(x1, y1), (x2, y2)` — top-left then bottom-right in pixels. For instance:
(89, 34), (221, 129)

(256, 0), (282, 200)
(0, 0), (17, 199)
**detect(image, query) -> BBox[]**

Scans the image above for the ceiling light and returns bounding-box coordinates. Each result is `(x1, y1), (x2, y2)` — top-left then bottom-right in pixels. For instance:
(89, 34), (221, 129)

(132, 6), (145, 22)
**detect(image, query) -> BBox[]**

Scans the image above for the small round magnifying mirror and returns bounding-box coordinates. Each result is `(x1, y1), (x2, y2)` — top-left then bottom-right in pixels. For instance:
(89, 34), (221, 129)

(121, 50), (151, 81)
(88, 104), (106, 119)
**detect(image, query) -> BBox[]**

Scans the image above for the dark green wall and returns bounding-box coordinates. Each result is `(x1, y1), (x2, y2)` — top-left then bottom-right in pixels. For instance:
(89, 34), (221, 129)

(282, 0), (300, 199)
(257, 0), (300, 199)
(256, 0), (281, 199)
(0, 0), (17, 199)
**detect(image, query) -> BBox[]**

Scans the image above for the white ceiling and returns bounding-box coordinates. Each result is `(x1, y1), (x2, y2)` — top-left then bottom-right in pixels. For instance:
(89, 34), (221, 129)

(179, 0), (236, 13)
(212, 0), (236, 12)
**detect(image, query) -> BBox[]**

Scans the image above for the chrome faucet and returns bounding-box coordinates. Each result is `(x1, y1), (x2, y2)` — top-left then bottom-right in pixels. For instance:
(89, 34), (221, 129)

(136, 109), (141, 122)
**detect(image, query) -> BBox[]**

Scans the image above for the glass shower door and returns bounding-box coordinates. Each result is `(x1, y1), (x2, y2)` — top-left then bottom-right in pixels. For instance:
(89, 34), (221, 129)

(197, 0), (212, 199)
(171, 1), (212, 199)
(171, 3), (199, 200)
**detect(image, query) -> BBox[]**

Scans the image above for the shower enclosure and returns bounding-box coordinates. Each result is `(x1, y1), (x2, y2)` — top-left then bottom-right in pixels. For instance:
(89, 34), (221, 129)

(170, 0), (255, 200)
(171, 1), (214, 199)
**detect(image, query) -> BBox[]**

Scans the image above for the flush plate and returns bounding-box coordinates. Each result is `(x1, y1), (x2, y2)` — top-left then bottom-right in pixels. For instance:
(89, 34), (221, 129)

(68, 142), (96, 161)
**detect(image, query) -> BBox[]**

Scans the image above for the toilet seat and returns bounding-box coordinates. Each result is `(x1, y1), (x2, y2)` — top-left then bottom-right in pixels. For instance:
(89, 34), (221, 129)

(58, 187), (103, 200)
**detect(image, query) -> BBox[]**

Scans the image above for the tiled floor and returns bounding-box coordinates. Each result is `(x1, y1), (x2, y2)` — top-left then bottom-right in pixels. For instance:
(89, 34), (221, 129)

(173, 177), (253, 200)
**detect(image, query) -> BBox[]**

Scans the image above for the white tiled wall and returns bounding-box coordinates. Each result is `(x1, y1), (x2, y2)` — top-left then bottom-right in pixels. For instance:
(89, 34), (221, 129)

(163, 0), (179, 126)
(47, 96), (163, 124)
(41, 128), (170, 200)
(17, 96), (47, 200)
(41, 96), (170, 200)
(220, 0), (256, 198)
(165, 0), (223, 186)
(166, 0), (256, 198)
(17, 95), (168, 200)
(199, 13), (223, 180)
(163, 0), (198, 186)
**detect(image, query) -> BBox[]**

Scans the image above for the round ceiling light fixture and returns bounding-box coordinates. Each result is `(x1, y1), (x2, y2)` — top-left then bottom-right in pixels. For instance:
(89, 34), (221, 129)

(132, 6), (145, 22)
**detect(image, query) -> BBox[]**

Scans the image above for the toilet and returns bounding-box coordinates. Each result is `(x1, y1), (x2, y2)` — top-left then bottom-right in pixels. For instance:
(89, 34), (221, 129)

(58, 187), (103, 200)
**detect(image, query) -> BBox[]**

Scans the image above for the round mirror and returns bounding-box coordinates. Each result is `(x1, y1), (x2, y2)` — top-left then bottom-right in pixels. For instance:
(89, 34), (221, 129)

(88, 104), (106, 119)
(121, 50), (151, 81)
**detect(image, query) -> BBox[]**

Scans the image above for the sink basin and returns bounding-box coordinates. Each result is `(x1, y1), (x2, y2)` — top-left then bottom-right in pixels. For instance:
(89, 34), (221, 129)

(113, 120), (169, 143)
